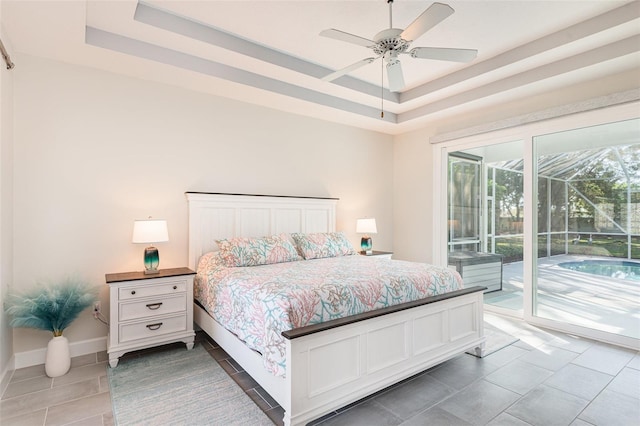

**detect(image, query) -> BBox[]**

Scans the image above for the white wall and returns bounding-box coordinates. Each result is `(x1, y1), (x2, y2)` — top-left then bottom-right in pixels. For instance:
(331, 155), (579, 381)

(392, 128), (438, 263)
(0, 11), (15, 387)
(12, 55), (394, 354)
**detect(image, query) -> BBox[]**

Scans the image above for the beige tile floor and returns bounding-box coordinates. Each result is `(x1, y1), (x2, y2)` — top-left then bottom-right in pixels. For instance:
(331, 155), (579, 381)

(2, 315), (639, 426)
(0, 351), (112, 426)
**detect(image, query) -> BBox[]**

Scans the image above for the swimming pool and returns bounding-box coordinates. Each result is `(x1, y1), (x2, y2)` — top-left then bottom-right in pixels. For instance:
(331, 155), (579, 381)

(558, 259), (640, 281)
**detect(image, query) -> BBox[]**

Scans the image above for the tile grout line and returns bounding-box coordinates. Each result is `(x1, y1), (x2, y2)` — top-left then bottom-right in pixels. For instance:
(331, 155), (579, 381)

(249, 386), (274, 409)
(570, 385), (603, 426)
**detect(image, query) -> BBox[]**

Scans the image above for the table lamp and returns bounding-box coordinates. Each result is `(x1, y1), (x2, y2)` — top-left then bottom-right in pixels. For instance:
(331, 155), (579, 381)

(132, 218), (169, 274)
(356, 218), (377, 255)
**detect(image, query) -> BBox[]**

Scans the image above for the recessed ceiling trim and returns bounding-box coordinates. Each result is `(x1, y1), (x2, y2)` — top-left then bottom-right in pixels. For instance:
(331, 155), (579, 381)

(80, 2), (639, 128)
(400, 0), (640, 103)
(85, 27), (397, 123)
(399, 35), (640, 123)
(430, 89), (640, 144)
(133, 0), (638, 120)
(134, 1), (400, 103)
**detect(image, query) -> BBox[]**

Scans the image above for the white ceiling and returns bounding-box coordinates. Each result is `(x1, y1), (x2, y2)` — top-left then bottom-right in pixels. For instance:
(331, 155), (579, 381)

(3, 0), (639, 134)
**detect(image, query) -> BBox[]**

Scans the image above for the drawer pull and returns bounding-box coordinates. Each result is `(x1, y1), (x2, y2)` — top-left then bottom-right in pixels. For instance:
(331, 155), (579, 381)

(146, 302), (163, 310)
(131, 290), (136, 295)
(146, 322), (163, 331)
(173, 286), (177, 290)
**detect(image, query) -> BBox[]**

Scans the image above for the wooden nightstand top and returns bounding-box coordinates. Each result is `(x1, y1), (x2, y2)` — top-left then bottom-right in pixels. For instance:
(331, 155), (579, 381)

(105, 267), (195, 283)
(359, 251), (393, 257)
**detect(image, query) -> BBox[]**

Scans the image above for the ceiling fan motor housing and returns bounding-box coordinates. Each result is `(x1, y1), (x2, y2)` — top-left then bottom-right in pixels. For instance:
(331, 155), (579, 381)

(372, 28), (410, 56)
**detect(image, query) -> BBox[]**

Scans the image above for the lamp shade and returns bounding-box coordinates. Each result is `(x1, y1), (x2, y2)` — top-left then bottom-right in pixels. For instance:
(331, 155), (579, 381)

(356, 218), (377, 234)
(132, 219), (169, 244)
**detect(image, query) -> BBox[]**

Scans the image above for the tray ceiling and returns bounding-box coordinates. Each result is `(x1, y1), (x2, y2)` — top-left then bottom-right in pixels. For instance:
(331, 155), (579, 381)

(3, 0), (639, 134)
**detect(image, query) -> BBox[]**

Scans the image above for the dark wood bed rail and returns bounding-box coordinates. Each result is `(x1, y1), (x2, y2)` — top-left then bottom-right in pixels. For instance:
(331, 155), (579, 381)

(282, 286), (487, 340)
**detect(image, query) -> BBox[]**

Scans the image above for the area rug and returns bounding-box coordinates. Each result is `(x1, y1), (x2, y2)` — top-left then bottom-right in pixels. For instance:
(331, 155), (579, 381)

(107, 344), (273, 425)
(466, 322), (519, 358)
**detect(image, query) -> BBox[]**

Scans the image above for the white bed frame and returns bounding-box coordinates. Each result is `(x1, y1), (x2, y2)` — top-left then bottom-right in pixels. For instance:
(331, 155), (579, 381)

(187, 192), (485, 426)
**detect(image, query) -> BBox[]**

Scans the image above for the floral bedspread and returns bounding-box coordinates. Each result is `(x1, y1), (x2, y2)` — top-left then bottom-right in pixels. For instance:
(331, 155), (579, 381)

(195, 254), (463, 377)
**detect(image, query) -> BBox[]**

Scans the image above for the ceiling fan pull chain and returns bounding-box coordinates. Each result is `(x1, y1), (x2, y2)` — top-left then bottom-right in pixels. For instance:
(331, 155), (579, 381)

(380, 58), (384, 118)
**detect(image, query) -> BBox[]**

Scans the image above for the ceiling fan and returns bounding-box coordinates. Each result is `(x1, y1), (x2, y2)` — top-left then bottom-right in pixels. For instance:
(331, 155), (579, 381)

(319, 1), (478, 92)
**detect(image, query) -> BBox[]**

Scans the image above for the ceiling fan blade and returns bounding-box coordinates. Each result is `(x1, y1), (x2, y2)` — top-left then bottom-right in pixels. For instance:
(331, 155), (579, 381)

(401, 2), (454, 42)
(319, 29), (375, 48)
(321, 58), (377, 82)
(410, 47), (477, 62)
(386, 59), (405, 92)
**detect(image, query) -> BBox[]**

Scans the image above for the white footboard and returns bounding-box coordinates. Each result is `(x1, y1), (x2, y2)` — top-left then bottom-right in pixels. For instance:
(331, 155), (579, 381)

(196, 287), (485, 426)
(282, 287), (485, 426)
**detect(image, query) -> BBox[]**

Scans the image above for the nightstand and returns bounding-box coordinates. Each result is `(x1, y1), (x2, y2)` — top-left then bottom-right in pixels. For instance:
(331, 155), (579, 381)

(105, 267), (196, 368)
(359, 250), (393, 259)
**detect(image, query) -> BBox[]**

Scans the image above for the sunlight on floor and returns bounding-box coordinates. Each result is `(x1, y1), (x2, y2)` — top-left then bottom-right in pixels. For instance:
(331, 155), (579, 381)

(484, 255), (640, 340)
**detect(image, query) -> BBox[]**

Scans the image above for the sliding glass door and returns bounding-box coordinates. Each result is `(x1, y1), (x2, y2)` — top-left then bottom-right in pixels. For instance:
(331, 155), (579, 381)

(438, 103), (639, 348)
(533, 119), (640, 340)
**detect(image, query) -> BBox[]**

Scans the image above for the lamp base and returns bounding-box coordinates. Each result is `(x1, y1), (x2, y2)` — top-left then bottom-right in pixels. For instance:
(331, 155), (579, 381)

(360, 236), (372, 255)
(143, 246), (160, 274)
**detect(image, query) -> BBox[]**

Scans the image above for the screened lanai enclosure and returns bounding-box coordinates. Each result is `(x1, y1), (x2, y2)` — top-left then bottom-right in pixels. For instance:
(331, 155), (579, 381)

(494, 134), (639, 261)
(447, 118), (639, 341)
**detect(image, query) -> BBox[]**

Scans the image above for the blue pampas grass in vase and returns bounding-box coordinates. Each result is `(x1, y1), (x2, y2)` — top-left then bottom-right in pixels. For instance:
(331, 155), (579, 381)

(5, 278), (98, 377)
(6, 278), (97, 336)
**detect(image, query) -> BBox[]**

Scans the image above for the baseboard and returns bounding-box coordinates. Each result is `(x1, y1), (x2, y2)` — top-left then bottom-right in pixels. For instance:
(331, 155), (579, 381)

(14, 336), (108, 369)
(0, 354), (15, 396)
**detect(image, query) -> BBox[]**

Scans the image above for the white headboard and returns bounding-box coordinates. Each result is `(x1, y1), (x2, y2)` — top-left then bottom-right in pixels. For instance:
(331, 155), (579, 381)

(186, 192), (338, 269)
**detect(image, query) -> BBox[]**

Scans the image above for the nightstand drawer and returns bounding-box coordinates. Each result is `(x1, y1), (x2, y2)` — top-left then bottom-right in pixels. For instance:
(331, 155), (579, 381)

(119, 294), (186, 321)
(118, 280), (186, 300)
(119, 314), (187, 343)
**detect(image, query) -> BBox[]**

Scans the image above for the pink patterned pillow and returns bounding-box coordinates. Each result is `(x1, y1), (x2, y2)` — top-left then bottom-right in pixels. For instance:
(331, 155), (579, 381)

(216, 234), (301, 267)
(291, 232), (357, 260)
(196, 251), (223, 272)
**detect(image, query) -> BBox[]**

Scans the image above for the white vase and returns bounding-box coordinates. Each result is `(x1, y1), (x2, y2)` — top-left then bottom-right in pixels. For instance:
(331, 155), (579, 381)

(45, 335), (71, 377)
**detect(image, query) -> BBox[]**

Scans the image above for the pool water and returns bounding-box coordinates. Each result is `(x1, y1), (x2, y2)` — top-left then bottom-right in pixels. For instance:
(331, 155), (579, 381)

(558, 260), (640, 281)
